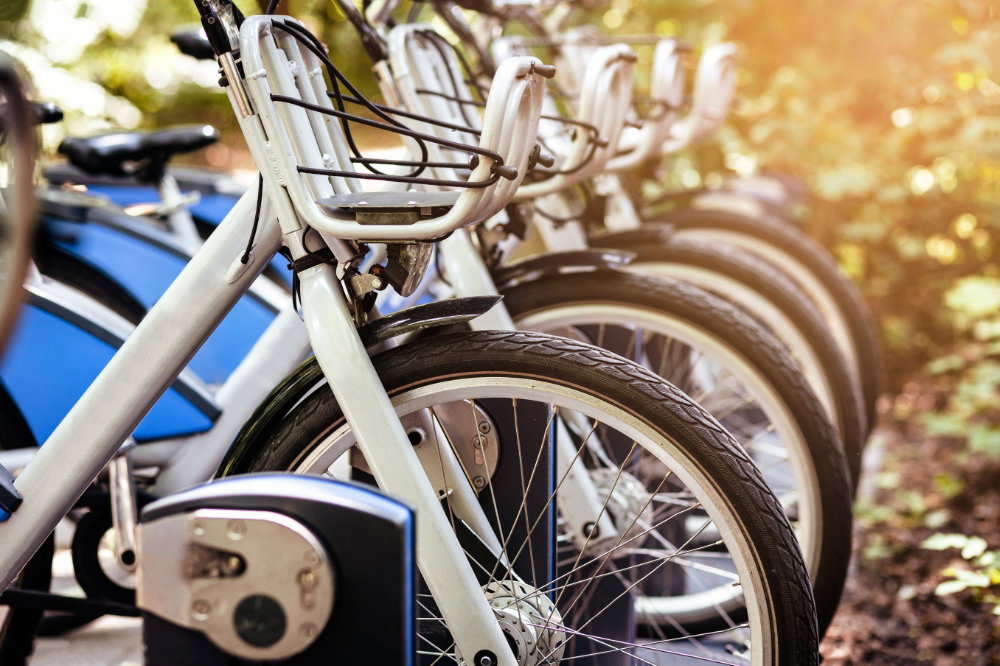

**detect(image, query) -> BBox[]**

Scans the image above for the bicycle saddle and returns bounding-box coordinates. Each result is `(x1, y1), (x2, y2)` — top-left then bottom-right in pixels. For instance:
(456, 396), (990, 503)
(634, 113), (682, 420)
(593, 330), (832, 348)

(58, 125), (219, 182)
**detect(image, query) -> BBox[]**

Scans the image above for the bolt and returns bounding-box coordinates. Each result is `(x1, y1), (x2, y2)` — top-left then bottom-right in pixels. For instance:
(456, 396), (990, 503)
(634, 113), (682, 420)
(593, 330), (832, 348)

(371, 277), (384, 289)
(223, 555), (244, 575)
(300, 623), (318, 639)
(582, 521), (600, 539)
(304, 550), (321, 567)
(472, 476), (487, 489)
(298, 569), (318, 589)
(227, 520), (246, 540)
(191, 598), (211, 621)
(473, 650), (497, 666)
(478, 421), (491, 434)
(191, 520), (205, 536)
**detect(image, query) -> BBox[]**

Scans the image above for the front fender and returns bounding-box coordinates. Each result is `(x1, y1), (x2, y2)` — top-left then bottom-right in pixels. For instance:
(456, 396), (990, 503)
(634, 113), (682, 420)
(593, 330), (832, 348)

(491, 248), (636, 289)
(216, 295), (503, 477)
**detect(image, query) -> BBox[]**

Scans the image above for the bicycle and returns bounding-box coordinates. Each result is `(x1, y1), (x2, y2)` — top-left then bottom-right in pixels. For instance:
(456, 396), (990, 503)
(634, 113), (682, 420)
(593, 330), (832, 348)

(0, 3), (820, 663)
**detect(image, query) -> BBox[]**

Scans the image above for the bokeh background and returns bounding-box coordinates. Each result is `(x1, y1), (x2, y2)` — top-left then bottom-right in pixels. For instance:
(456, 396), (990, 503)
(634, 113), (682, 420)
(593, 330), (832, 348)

(3, 0), (1000, 659)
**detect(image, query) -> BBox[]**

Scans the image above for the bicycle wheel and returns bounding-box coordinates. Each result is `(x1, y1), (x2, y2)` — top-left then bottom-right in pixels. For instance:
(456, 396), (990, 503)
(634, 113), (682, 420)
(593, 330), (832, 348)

(594, 233), (867, 488)
(500, 272), (851, 636)
(634, 208), (881, 431)
(221, 330), (819, 664)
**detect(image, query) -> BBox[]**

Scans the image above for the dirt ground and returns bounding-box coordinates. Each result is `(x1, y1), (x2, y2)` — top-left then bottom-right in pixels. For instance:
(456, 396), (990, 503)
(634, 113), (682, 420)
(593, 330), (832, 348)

(820, 393), (1000, 665)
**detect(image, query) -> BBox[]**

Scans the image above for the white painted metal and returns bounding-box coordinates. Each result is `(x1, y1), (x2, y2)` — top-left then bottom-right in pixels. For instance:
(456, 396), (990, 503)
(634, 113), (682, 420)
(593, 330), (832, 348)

(295, 263), (516, 664)
(0, 186), (276, 587)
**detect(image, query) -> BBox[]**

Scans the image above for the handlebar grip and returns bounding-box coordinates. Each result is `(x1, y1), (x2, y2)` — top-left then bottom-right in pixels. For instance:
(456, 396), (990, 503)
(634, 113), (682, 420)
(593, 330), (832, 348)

(530, 63), (557, 80)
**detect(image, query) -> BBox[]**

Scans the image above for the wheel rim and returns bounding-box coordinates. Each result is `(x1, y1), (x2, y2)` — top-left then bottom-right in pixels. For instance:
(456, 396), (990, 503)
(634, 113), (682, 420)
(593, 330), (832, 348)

(289, 376), (778, 665)
(671, 228), (861, 382)
(630, 261), (840, 430)
(512, 305), (823, 621)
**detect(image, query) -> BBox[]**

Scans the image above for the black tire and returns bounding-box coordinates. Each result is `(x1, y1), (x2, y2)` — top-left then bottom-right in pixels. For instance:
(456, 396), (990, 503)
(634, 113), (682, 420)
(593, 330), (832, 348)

(223, 330), (819, 664)
(633, 208), (881, 431)
(595, 233), (867, 488)
(500, 271), (852, 636)
(0, 535), (53, 666)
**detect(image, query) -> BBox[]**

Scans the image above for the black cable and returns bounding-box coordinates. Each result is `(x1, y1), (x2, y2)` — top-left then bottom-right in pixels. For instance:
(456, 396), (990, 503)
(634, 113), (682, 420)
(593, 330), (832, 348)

(240, 173), (264, 264)
(339, 94), (481, 138)
(268, 94), (505, 170)
(417, 31), (478, 130)
(532, 182), (591, 224)
(271, 21), (432, 178)
(298, 164), (499, 189)
(264, 0), (279, 14)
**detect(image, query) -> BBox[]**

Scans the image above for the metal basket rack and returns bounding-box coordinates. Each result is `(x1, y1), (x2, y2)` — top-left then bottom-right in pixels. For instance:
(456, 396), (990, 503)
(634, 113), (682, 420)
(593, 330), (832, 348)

(389, 25), (635, 201)
(235, 15), (551, 242)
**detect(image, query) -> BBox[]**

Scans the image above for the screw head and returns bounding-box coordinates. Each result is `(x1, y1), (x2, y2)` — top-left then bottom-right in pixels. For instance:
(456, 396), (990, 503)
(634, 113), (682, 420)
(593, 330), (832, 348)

(191, 598), (211, 621)
(478, 421), (491, 434)
(472, 476), (487, 489)
(226, 520), (247, 540)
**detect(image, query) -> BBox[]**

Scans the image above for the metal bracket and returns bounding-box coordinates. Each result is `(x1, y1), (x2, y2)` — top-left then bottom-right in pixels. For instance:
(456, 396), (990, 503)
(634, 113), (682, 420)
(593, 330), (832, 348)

(0, 463), (22, 521)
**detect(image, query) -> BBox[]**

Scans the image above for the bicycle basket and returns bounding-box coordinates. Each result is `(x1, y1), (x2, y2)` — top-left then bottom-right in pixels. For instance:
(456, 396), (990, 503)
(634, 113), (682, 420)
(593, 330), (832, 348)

(235, 15), (550, 242)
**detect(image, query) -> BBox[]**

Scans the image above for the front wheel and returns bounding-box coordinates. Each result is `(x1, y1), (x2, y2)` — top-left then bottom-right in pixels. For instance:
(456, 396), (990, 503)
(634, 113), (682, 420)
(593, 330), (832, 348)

(222, 330), (819, 664)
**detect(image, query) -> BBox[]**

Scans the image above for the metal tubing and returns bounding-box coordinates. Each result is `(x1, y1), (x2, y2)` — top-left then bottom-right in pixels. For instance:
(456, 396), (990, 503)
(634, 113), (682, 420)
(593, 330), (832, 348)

(296, 263), (516, 665)
(437, 230), (516, 330)
(153, 306), (310, 494)
(0, 187), (278, 588)
(109, 448), (138, 572)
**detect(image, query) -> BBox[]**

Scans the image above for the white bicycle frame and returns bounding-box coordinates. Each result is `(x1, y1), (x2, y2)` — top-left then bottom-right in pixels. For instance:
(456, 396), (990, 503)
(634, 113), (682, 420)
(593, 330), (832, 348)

(1, 12), (554, 663)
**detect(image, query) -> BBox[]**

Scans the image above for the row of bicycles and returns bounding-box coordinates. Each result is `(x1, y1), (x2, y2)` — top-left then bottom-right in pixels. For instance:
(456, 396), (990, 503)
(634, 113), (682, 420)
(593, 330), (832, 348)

(0, 0), (881, 663)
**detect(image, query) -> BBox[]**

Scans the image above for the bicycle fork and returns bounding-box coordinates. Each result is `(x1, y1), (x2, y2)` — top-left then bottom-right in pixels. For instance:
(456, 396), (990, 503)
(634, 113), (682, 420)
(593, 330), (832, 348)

(296, 262), (518, 666)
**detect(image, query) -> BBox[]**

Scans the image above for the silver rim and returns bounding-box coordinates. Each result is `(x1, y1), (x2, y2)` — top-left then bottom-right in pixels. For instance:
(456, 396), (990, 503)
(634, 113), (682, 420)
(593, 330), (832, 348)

(512, 304), (822, 626)
(290, 376), (779, 665)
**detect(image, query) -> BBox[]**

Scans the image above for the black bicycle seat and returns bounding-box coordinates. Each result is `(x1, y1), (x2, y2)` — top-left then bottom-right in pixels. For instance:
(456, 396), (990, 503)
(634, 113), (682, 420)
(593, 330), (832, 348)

(58, 125), (219, 182)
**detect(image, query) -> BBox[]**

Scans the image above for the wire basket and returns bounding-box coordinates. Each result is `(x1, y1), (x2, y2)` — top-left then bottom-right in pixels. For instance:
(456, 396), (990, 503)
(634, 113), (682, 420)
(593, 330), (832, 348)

(236, 15), (551, 242)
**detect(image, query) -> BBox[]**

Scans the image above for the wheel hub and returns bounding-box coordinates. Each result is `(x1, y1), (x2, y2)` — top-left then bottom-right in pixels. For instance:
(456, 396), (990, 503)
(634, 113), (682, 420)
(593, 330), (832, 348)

(458, 580), (567, 666)
(586, 469), (654, 556)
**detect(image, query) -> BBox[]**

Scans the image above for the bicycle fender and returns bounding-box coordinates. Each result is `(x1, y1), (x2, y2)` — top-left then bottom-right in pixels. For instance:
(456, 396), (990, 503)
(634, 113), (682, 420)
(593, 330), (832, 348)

(216, 295), (504, 478)
(491, 248), (636, 289)
(588, 226), (677, 250)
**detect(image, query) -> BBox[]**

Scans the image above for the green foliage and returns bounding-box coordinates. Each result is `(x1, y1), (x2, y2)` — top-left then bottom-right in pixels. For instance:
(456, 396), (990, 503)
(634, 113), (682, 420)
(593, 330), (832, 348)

(596, 0), (1000, 385)
(0, 0), (378, 157)
(923, 532), (1000, 614)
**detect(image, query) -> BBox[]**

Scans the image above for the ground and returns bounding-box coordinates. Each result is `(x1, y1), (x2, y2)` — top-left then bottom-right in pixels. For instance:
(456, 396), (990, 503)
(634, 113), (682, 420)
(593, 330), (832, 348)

(820, 390), (1000, 665)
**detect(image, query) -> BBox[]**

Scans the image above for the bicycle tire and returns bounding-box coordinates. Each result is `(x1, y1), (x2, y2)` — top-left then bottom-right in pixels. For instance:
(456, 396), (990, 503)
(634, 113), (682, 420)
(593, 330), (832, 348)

(594, 233), (867, 488)
(222, 329), (819, 664)
(635, 208), (881, 431)
(500, 271), (851, 636)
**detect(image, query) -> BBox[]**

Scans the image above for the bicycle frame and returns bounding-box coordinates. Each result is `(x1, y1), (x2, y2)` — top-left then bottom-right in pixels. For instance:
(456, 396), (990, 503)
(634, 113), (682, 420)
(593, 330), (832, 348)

(0, 13), (557, 662)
